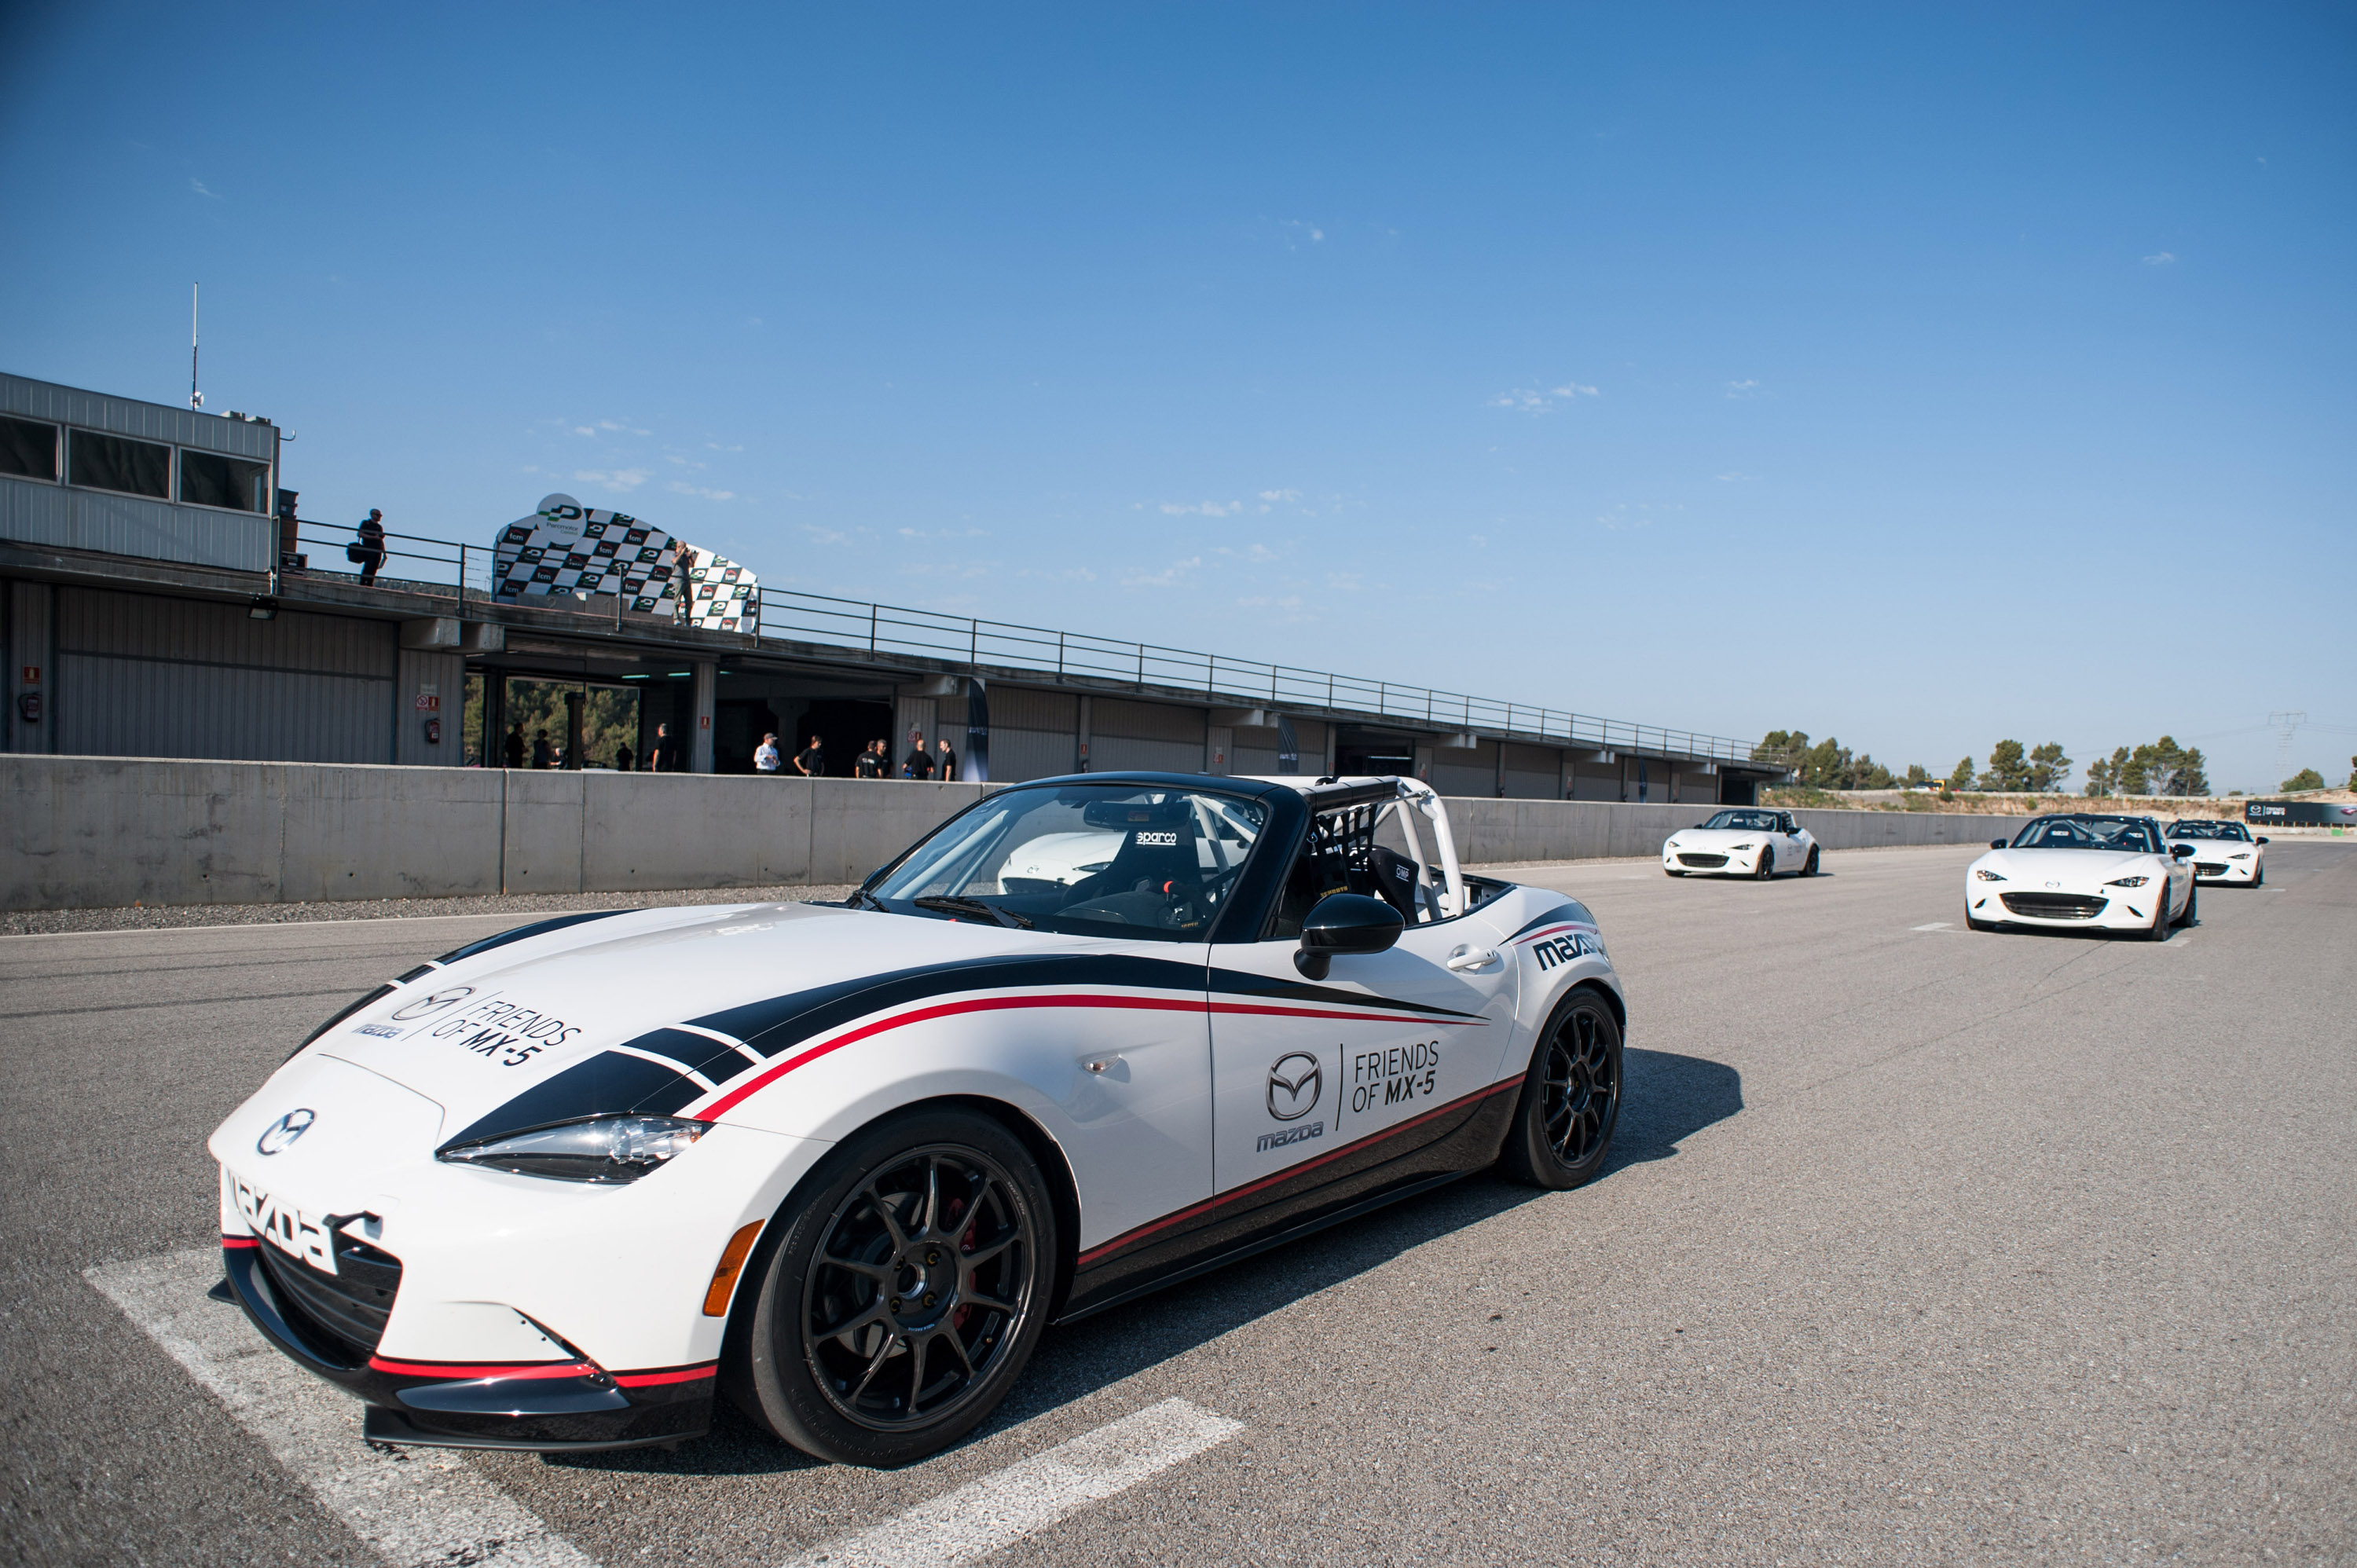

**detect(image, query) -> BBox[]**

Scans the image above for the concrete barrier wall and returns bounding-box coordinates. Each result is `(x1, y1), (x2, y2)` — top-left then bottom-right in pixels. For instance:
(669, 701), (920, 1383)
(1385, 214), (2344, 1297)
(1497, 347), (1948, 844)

(2, 754), (2026, 912)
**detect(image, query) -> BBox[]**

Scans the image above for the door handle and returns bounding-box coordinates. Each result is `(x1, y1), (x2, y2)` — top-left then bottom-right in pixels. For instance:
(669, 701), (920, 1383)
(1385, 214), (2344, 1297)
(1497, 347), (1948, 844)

(1446, 946), (1501, 972)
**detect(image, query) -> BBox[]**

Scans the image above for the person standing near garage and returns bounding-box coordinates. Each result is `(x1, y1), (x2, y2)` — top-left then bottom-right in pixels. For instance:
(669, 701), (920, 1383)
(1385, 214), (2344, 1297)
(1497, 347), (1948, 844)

(855, 739), (884, 779)
(349, 509), (387, 585)
(903, 730), (933, 780)
(754, 732), (781, 774)
(936, 735), (959, 782)
(502, 724), (525, 770)
(793, 734), (825, 777)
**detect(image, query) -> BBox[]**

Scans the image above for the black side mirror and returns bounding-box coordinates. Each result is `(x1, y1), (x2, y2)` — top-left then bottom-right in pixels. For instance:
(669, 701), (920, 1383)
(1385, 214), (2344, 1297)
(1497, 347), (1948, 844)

(2257, 836), (2270, 844)
(2170, 843), (2194, 859)
(1990, 838), (2009, 850)
(1295, 893), (1406, 980)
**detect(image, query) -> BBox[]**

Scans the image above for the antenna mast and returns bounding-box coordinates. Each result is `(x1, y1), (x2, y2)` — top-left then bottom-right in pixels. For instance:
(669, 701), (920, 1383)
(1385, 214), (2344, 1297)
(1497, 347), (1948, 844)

(189, 284), (203, 410)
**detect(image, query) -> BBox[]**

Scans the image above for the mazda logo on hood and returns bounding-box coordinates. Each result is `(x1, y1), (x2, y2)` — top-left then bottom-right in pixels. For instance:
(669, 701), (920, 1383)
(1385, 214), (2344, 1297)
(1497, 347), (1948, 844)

(256, 1108), (315, 1156)
(391, 985), (473, 1020)
(1267, 1053), (1321, 1122)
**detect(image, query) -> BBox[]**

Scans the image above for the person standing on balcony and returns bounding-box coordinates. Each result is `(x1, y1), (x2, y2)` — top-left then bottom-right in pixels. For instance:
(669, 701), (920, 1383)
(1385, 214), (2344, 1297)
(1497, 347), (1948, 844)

(936, 736), (959, 782)
(794, 734), (825, 777)
(755, 733), (782, 774)
(349, 509), (387, 585)
(855, 739), (884, 779)
(503, 724), (525, 770)
(532, 728), (555, 769)
(903, 730), (933, 780)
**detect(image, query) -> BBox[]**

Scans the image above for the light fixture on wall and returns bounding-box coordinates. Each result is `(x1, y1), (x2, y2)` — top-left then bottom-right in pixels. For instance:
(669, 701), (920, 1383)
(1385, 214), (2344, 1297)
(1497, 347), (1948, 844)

(247, 595), (278, 621)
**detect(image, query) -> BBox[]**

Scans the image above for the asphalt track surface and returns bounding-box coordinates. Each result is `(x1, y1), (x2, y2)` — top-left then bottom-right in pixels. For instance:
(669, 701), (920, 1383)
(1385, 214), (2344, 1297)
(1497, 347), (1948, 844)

(3, 841), (2351, 1566)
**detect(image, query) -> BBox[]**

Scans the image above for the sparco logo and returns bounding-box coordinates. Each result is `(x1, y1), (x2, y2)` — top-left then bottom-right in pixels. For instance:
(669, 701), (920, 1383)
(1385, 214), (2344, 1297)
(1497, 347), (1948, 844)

(255, 1108), (315, 1156)
(1266, 1052), (1321, 1121)
(391, 985), (474, 1020)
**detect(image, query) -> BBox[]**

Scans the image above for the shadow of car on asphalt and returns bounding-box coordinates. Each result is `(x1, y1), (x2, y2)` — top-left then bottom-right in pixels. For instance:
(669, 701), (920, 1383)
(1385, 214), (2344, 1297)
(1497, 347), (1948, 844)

(546, 1045), (1742, 1477)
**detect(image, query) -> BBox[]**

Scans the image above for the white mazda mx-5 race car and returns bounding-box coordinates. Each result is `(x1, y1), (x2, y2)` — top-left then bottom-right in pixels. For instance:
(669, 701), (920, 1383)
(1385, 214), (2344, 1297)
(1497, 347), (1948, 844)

(1662, 808), (1819, 879)
(1964, 812), (2198, 938)
(210, 774), (1626, 1465)
(2165, 819), (2267, 885)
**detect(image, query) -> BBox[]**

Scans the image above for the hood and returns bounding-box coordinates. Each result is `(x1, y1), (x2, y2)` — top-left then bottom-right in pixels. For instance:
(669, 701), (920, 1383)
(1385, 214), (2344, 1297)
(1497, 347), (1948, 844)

(1666, 829), (1774, 849)
(236, 902), (1122, 1155)
(1973, 847), (2163, 886)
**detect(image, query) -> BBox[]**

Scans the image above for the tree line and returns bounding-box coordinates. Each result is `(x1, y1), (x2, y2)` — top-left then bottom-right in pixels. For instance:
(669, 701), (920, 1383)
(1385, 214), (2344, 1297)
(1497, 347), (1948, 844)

(1758, 731), (2212, 796)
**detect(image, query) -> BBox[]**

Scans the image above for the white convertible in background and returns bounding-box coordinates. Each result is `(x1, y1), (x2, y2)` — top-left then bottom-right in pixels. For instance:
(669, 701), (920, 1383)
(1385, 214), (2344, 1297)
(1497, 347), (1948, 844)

(1662, 808), (1819, 880)
(207, 774), (1627, 1467)
(1966, 813), (2198, 937)
(2165, 819), (2267, 885)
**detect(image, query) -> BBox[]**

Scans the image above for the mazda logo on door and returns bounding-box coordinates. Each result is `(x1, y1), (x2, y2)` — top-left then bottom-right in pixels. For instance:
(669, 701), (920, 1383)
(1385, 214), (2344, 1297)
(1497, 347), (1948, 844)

(1267, 1053), (1321, 1121)
(256, 1108), (315, 1156)
(390, 985), (473, 1020)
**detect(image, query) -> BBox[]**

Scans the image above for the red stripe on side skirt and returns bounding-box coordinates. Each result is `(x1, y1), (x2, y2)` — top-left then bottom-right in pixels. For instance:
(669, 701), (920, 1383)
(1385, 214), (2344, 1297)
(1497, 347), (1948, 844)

(703, 991), (1482, 1120)
(1074, 1075), (1525, 1267)
(367, 1357), (595, 1382)
(611, 1363), (718, 1388)
(221, 1235), (260, 1249)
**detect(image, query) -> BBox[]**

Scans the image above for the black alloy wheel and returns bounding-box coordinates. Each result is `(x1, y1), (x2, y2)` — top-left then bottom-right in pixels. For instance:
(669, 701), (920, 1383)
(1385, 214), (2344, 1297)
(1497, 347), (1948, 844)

(2176, 877), (2198, 927)
(728, 1108), (1056, 1467)
(1754, 844), (1776, 881)
(2143, 879), (2172, 942)
(1803, 845), (1820, 877)
(1501, 988), (1623, 1190)
(2254, 864), (2264, 888)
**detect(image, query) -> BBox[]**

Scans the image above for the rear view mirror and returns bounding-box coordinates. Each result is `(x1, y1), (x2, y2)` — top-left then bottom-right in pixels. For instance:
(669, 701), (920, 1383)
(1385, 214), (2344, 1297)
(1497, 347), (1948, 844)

(1295, 893), (1406, 980)
(1990, 838), (2008, 850)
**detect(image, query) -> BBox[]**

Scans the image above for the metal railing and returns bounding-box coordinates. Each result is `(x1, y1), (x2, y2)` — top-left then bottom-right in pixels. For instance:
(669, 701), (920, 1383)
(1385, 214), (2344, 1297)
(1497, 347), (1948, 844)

(276, 516), (1790, 768)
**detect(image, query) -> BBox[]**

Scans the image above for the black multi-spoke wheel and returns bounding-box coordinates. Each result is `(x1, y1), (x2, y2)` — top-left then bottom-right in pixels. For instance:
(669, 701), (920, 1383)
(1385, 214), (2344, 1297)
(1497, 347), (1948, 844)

(728, 1108), (1056, 1466)
(1803, 845), (1820, 877)
(2176, 878), (2198, 927)
(1754, 845), (1776, 881)
(1501, 988), (1623, 1190)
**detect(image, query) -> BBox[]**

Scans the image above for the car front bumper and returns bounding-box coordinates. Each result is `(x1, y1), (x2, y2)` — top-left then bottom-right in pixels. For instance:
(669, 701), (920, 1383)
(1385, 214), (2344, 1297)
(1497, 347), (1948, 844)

(1665, 850), (1769, 876)
(1967, 886), (2167, 930)
(2188, 858), (2258, 882)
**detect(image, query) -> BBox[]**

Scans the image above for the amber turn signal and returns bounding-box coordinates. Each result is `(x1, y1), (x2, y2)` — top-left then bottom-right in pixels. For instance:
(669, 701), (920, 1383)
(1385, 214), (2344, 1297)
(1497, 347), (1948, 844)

(702, 1220), (764, 1316)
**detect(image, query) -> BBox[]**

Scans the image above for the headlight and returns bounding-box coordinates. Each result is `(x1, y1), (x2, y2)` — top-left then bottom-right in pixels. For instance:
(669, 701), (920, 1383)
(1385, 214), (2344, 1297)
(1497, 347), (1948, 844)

(1975, 869), (2007, 881)
(1730, 843), (1754, 852)
(2104, 874), (2148, 888)
(438, 1116), (709, 1182)
(2229, 853), (2251, 860)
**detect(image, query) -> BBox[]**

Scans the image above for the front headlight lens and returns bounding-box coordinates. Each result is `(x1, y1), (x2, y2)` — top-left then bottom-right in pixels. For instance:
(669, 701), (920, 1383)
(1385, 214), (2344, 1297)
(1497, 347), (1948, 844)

(1730, 843), (1754, 852)
(438, 1116), (708, 1182)
(2104, 874), (2149, 888)
(2229, 853), (2251, 860)
(1975, 869), (2007, 881)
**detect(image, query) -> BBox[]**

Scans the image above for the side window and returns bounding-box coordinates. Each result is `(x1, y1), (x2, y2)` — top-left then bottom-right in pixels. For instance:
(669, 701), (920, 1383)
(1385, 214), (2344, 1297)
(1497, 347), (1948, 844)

(1264, 833), (1343, 941)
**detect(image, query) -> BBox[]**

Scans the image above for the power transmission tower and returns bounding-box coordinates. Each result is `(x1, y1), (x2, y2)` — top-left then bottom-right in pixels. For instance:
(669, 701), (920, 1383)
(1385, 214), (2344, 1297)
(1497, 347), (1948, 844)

(2268, 711), (2306, 779)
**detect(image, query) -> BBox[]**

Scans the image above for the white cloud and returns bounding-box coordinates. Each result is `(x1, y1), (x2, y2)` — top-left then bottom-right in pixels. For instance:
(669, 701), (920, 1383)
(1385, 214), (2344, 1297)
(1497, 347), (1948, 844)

(801, 525), (851, 546)
(1236, 594), (1303, 610)
(1725, 379), (1760, 399)
(1157, 500), (1243, 517)
(706, 441), (745, 452)
(1122, 557), (1202, 588)
(1327, 571), (1364, 592)
(665, 482), (736, 502)
(897, 526), (988, 540)
(1215, 543), (1279, 563)
(1490, 383), (1601, 413)
(573, 426), (596, 436)
(901, 562), (992, 579)
(1716, 471), (1761, 483)
(2143, 251), (2177, 266)
(1257, 488), (1303, 504)
(574, 467), (650, 492)
(189, 179), (218, 199)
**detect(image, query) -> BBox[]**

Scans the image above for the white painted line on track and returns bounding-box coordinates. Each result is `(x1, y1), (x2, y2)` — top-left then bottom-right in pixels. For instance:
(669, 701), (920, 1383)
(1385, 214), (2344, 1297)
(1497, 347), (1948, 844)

(86, 1248), (596, 1568)
(1911, 921), (1953, 931)
(778, 1398), (1244, 1568)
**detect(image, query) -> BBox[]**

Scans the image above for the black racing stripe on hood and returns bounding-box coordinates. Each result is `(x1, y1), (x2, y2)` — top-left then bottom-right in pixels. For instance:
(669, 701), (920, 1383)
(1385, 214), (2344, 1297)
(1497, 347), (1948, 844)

(1204, 966), (1483, 1020)
(434, 909), (637, 967)
(442, 1051), (702, 1149)
(690, 954), (1213, 1059)
(629, 1028), (757, 1086)
(1504, 903), (1595, 941)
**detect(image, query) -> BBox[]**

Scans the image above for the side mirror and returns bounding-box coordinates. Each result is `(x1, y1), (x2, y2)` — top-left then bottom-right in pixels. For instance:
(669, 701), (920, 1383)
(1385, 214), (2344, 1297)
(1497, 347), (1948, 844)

(2257, 836), (2270, 844)
(1294, 893), (1406, 980)
(2170, 843), (2194, 859)
(1990, 838), (2008, 850)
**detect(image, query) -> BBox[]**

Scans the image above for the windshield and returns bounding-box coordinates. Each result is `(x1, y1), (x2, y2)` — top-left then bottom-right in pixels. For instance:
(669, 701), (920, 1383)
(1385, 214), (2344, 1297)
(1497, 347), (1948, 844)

(2011, 816), (2161, 854)
(868, 783), (1267, 941)
(2166, 821), (2247, 841)
(1699, 810), (1779, 832)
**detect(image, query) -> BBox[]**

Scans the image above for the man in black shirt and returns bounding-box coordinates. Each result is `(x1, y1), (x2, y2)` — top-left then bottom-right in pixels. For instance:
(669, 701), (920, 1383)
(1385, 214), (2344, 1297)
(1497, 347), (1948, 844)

(794, 735), (826, 777)
(903, 731), (934, 780)
(854, 741), (883, 779)
(936, 737), (959, 782)
(503, 724), (525, 770)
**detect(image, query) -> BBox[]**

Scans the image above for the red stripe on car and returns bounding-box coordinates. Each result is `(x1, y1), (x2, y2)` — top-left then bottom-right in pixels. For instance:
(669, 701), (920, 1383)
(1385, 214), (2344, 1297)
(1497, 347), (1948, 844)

(367, 1357), (596, 1382)
(702, 991), (1481, 1120)
(611, 1363), (718, 1388)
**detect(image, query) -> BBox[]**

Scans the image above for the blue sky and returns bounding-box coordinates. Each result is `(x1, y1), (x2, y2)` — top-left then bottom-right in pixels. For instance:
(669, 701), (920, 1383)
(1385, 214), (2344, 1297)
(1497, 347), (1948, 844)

(3, 3), (2351, 791)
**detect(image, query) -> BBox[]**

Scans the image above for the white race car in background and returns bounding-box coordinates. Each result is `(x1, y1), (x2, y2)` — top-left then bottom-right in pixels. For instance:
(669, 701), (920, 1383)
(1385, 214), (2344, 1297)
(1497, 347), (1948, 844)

(2165, 819), (2267, 885)
(1966, 813), (2197, 938)
(1663, 808), (1819, 879)
(209, 773), (1627, 1467)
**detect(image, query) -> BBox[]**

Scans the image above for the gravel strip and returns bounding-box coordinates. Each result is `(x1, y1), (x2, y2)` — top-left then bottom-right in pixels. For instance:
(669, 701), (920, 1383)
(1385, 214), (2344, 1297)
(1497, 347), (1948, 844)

(0, 884), (861, 937)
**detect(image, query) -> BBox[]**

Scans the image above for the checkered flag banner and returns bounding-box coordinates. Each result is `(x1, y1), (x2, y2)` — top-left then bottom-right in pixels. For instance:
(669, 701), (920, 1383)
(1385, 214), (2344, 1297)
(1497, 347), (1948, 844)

(682, 545), (761, 634)
(492, 495), (685, 617)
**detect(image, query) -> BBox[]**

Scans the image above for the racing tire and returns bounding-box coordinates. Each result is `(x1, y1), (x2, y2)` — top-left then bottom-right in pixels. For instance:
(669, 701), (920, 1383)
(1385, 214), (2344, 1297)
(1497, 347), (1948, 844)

(1803, 845), (1820, 877)
(1500, 987), (1622, 1191)
(729, 1107), (1058, 1467)
(2176, 879), (2198, 928)
(1965, 898), (1997, 932)
(1754, 848), (1775, 881)
(2254, 865), (2264, 888)
(2143, 883), (2172, 943)
(1664, 867), (1684, 877)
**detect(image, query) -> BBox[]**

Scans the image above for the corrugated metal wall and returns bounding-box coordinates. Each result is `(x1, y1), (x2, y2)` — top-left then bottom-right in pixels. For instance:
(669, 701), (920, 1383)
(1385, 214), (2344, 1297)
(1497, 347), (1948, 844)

(984, 686), (1079, 780)
(1502, 742), (1560, 800)
(54, 587), (394, 762)
(1429, 742), (1498, 798)
(1089, 698), (1207, 773)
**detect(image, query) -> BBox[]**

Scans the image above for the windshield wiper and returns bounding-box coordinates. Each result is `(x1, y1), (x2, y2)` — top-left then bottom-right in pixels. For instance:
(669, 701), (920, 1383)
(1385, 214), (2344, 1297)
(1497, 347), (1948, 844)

(912, 895), (1033, 929)
(844, 887), (888, 911)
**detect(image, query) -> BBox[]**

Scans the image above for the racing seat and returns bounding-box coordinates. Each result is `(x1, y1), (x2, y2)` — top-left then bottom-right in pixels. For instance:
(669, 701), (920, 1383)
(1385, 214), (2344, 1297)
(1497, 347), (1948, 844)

(1362, 844), (1422, 924)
